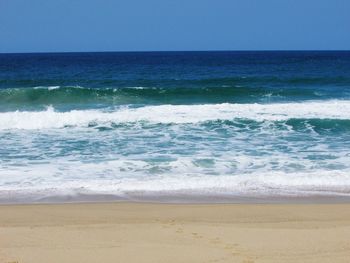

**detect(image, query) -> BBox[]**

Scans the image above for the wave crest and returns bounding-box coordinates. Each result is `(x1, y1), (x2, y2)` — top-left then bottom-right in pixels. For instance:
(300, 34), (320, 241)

(1, 101), (350, 130)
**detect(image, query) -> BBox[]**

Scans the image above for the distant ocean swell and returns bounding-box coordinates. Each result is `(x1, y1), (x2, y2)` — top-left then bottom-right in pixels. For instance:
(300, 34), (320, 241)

(1, 76), (350, 89)
(0, 86), (350, 112)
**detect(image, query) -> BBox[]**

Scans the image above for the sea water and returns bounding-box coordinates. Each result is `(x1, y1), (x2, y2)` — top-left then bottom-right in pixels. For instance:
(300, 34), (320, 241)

(1, 51), (350, 202)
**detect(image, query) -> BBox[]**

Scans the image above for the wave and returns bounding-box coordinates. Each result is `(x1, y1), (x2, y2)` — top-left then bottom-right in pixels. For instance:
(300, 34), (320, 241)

(1, 161), (350, 202)
(0, 85), (348, 107)
(1, 101), (350, 130)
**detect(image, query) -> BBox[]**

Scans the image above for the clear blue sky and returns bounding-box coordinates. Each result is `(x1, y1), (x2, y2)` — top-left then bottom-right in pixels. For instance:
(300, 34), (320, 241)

(0, 0), (349, 53)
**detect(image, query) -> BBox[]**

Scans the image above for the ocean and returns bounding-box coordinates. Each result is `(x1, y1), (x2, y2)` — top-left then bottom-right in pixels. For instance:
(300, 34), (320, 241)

(1, 51), (350, 202)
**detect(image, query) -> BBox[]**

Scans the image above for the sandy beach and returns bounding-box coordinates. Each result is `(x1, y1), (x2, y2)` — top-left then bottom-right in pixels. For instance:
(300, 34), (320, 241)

(1, 203), (350, 263)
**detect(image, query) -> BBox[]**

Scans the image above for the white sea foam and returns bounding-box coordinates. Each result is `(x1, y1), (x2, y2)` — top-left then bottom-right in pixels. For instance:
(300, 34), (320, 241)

(1, 100), (350, 202)
(0, 100), (350, 130)
(1, 158), (350, 201)
(33, 86), (61, 90)
(1, 154), (350, 200)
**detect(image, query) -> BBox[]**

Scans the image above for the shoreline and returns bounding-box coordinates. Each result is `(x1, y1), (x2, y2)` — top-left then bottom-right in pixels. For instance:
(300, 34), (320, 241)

(2, 192), (350, 205)
(1, 202), (350, 263)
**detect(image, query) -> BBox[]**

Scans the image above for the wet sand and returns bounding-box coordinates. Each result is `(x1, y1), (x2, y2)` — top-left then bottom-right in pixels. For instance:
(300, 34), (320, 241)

(1, 202), (350, 263)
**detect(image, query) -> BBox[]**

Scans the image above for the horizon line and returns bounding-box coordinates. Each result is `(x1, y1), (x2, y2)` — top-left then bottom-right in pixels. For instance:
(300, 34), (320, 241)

(1, 49), (350, 55)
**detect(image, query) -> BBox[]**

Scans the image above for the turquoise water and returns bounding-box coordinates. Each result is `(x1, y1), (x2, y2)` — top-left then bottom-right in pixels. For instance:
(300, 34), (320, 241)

(1, 51), (350, 202)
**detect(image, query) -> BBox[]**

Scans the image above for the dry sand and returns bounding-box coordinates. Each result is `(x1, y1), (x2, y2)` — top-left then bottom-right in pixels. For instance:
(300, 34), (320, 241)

(1, 202), (350, 263)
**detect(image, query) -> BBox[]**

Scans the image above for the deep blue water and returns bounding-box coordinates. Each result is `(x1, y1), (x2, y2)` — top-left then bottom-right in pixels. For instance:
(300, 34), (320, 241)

(1, 51), (350, 202)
